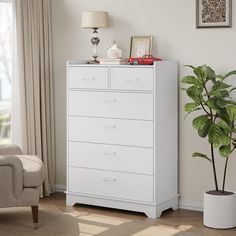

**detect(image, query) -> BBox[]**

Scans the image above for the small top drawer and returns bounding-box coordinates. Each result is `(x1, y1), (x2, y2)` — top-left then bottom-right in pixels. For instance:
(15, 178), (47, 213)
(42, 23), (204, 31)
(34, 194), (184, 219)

(68, 66), (108, 89)
(111, 67), (154, 91)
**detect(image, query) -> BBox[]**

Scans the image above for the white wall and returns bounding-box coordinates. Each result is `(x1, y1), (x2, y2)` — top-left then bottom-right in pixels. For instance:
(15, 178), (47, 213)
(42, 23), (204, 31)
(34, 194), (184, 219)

(51, 0), (236, 209)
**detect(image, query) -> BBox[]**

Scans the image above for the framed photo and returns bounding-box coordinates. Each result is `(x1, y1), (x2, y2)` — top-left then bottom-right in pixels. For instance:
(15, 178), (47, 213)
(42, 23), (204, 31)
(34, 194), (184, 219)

(130, 36), (153, 58)
(196, 0), (232, 28)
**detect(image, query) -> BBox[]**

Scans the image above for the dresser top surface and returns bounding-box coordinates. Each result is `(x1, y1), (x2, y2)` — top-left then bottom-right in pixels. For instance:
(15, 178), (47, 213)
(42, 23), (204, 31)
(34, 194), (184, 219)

(66, 60), (175, 68)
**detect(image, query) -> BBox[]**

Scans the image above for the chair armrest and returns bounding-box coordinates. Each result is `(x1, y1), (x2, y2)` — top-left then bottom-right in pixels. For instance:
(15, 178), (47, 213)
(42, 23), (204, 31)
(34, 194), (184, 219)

(0, 144), (23, 155)
(0, 156), (23, 198)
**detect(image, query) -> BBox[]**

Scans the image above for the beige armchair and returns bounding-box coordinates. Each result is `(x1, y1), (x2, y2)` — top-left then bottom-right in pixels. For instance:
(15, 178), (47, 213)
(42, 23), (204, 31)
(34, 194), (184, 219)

(0, 144), (45, 227)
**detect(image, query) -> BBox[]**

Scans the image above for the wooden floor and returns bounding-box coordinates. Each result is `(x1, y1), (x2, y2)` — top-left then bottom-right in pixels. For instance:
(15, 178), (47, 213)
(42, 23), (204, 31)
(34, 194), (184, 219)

(39, 193), (236, 236)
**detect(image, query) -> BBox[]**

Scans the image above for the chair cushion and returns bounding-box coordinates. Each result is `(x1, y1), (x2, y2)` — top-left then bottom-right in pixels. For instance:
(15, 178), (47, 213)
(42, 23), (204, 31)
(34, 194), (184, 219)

(17, 155), (45, 188)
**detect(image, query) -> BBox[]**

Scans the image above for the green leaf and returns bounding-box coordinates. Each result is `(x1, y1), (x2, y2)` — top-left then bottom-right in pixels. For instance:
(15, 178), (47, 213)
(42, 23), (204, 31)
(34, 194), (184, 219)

(184, 65), (196, 70)
(208, 124), (231, 147)
(198, 119), (212, 138)
(207, 89), (230, 98)
(229, 87), (236, 94)
(219, 108), (231, 125)
(225, 100), (236, 106)
(184, 103), (199, 112)
(194, 65), (216, 83)
(213, 81), (231, 90)
(207, 98), (229, 112)
(192, 115), (208, 129)
(224, 70), (236, 80)
(192, 152), (212, 162)
(182, 76), (202, 87)
(218, 120), (231, 133)
(219, 145), (231, 157)
(181, 88), (187, 91)
(186, 86), (202, 104)
(216, 74), (225, 80)
(219, 90), (230, 98)
(226, 105), (236, 120)
(207, 98), (222, 111)
(216, 98), (228, 108)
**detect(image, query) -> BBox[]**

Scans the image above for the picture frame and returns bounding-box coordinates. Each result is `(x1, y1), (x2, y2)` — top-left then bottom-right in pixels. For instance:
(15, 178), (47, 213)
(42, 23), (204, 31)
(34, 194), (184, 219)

(196, 0), (232, 28)
(130, 36), (153, 58)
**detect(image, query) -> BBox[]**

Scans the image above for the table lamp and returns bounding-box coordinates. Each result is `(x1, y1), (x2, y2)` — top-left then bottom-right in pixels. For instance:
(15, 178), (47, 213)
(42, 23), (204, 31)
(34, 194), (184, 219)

(81, 11), (109, 64)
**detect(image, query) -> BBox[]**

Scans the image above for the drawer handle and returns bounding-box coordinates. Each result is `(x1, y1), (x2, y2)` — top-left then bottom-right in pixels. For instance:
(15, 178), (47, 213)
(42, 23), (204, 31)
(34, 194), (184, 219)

(103, 177), (116, 182)
(81, 76), (95, 81)
(103, 125), (117, 129)
(104, 151), (117, 156)
(104, 98), (117, 103)
(124, 78), (139, 82)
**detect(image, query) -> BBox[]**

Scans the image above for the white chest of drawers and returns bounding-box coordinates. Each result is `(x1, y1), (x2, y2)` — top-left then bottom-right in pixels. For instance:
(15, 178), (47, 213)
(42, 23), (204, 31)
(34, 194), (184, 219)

(66, 61), (179, 218)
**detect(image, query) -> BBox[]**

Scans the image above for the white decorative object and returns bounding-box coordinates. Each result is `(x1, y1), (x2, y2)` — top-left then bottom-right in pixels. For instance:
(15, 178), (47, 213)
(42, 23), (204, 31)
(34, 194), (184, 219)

(66, 61), (179, 218)
(107, 41), (122, 59)
(204, 192), (236, 229)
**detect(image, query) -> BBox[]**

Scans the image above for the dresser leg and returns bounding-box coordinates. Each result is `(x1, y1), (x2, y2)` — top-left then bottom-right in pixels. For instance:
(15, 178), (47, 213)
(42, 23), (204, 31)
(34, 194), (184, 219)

(145, 207), (162, 219)
(66, 194), (77, 207)
(171, 201), (179, 211)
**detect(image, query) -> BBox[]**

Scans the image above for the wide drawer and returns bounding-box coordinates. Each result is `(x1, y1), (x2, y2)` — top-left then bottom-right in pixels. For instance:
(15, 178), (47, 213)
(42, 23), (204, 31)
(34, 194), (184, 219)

(68, 167), (154, 202)
(68, 66), (108, 89)
(68, 91), (153, 120)
(111, 67), (154, 91)
(68, 142), (153, 175)
(68, 116), (153, 148)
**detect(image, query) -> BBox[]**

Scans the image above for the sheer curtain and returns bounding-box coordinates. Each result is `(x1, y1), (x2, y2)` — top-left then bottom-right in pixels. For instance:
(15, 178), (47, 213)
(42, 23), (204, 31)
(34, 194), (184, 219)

(13, 0), (56, 196)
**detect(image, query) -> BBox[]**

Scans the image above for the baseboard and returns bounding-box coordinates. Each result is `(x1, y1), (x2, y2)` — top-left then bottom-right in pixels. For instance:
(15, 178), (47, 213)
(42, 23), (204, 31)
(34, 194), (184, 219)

(179, 200), (203, 212)
(55, 184), (66, 193)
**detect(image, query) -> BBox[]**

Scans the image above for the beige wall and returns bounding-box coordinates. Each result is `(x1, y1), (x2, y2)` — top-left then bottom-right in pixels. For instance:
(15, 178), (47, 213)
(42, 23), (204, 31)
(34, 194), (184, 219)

(51, 0), (236, 209)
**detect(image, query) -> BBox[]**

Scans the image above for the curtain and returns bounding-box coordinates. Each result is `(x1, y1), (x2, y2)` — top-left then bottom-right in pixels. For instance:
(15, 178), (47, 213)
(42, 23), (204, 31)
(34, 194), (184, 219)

(15, 0), (55, 196)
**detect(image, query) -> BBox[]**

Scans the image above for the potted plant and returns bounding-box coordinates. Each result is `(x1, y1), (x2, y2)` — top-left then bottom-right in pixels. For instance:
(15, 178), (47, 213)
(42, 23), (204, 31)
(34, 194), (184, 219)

(182, 65), (236, 229)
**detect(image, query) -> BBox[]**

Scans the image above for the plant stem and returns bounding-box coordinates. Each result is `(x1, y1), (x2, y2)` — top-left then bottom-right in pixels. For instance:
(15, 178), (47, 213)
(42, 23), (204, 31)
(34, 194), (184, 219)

(202, 78), (219, 191)
(200, 103), (211, 116)
(222, 120), (235, 192)
(222, 156), (229, 193)
(211, 144), (219, 191)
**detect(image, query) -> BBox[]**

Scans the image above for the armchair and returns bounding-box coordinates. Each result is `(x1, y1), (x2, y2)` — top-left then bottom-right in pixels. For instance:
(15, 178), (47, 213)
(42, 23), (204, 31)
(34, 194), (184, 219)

(0, 144), (45, 227)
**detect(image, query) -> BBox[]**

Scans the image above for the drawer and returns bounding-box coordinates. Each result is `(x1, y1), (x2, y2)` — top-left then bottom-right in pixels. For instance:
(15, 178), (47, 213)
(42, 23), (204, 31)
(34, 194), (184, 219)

(68, 142), (153, 175)
(68, 66), (108, 89)
(68, 116), (153, 148)
(68, 91), (153, 120)
(111, 67), (154, 91)
(68, 167), (153, 202)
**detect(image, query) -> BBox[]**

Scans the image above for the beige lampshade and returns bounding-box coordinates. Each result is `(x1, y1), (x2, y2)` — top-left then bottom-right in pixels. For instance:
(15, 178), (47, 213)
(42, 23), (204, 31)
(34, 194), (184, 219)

(81, 11), (109, 29)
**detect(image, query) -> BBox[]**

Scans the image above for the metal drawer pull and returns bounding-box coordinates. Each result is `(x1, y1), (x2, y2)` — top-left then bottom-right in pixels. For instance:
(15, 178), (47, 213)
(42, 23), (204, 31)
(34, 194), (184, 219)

(124, 78), (139, 82)
(103, 125), (117, 129)
(103, 177), (116, 182)
(104, 151), (117, 156)
(104, 98), (117, 103)
(81, 76), (95, 80)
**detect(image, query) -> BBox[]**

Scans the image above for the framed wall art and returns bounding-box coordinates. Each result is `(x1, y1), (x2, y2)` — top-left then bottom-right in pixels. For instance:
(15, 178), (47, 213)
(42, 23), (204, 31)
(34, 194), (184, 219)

(130, 36), (153, 58)
(196, 0), (232, 28)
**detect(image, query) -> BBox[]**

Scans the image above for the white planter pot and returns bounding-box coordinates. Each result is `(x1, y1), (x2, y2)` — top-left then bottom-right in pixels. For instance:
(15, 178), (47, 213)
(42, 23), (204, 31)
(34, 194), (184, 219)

(204, 191), (236, 229)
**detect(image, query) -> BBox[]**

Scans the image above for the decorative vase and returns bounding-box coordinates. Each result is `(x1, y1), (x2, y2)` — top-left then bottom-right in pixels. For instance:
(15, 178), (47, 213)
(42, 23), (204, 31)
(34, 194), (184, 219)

(204, 191), (236, 229)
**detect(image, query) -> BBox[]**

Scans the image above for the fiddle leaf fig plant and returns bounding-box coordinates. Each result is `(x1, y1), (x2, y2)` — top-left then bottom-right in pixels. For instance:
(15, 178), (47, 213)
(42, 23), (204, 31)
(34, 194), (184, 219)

(182, 65), (236, 193)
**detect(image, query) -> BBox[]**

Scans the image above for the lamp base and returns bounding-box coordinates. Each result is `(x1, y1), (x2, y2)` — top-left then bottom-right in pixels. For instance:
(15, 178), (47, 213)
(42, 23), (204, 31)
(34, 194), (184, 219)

(87, 60), (100, 64)
(87, 56), (99, 64)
